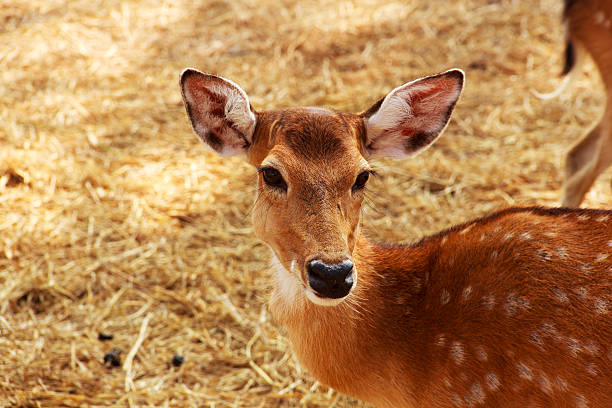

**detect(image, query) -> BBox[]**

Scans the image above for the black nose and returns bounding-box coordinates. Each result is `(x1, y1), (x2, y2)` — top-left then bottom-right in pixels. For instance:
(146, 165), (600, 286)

(306, 259), (354, 299)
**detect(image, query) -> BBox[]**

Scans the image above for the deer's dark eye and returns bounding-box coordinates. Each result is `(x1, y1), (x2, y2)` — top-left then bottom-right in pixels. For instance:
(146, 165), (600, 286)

(260, 167), (287, 191)
(352, 171), (371, 191)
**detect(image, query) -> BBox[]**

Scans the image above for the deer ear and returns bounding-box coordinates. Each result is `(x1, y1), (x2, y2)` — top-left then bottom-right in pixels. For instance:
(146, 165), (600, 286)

(180, 69), (256, 157)
(362, 69), (464, 159)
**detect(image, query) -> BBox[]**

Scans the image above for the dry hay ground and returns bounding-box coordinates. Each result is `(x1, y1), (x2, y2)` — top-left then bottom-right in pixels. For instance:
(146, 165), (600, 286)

(0, 0), (610, 407)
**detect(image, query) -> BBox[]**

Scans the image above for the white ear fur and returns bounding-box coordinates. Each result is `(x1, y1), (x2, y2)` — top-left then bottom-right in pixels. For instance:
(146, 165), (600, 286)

(364, 69), (464, 159)
(180, 69), (256, 157)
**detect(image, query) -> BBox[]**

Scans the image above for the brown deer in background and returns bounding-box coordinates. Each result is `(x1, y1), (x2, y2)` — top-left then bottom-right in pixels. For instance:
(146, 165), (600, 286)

(556, 0), (612, 206)
(180, 68), (612, 407)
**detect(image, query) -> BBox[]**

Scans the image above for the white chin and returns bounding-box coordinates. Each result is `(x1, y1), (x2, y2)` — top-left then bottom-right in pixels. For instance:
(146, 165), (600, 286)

(305, 289), (348, 306)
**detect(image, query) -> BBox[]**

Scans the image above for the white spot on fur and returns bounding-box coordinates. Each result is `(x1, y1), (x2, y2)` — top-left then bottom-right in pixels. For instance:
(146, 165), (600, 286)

(482, 294), (495, 310)
(503, 232), (514, 242)
(464, 382), (486, 405)
(529, 331), (545, 350)
(518, 232), (532, 240)
(584, 340), (600, 357)
(441, 236), (448, 245)
(555, 376), (568, 391)
(518, 297), (530, 310)
(462, 286), (473, 302)
(538, 249), (553, 261)
(485, 373), (500, 392)
(595, 253), (609, 262)
(594, 298), (608, 314)
(579, 264), (592, 275)
(436, 334), (447, 347)
(567, 337), (582, 357)
(540, 321), (558, 337)
(555, 247), (569, 259)
(575, 287), (588, 301)
(595, 11), (606, 25)
(538, 374), (552, 394)
(516, 362), (533, 381)
(597, 215), (610, 222)
(553, 288), (569, 304)
(575, 394), (588, 408)
(450, 393), (462, 407)
(608, 239), (612, 247)
(475, 345), (488, 362)
(544, 231), (557, 238)
(441, 289), (450, 305)
(451, 341), (464, 364)
(577, 214), (590, 221)
(585, 363), (598, 376)
(490, 250), (498, 260)
(504, 293), (530, 316)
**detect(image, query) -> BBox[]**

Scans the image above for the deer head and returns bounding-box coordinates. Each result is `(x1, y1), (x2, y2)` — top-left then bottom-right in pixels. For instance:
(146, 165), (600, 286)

(180, 68), (464, 306)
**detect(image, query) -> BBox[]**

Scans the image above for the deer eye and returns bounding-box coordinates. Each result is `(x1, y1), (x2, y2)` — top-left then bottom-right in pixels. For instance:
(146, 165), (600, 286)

(260, 167), (287, 191)
(352, 171), (371, 191)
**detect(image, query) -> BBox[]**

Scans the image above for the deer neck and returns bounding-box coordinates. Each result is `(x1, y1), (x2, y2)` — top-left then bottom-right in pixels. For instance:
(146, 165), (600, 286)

(267, 233), (429, 406)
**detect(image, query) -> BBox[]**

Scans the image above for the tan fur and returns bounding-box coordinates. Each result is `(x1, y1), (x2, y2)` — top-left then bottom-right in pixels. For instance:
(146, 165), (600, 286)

(561, 0), (612, 206)
(181, 69), (612, 407)
(269, 207), (612, 408)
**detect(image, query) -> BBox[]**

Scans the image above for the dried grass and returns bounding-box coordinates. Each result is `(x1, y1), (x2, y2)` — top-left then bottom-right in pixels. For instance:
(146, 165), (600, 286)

(0, 0), (610, 406)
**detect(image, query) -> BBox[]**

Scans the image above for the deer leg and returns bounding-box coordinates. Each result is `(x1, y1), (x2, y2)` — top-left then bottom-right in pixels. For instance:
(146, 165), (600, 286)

(561, 106), (612, 206)
(562, 124), (603, 207)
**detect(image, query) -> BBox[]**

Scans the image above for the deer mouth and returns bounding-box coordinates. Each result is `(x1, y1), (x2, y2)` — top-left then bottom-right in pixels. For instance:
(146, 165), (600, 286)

(305, 288), (351, 306)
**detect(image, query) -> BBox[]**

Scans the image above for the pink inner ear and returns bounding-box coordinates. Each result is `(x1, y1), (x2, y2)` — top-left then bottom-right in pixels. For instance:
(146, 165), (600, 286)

(401, 127), (418, 137)
(411, 79), (457, 117)
(182, 72), (257, 156)
(405, 76), (462, 136)
(364, 70), (463, 158)
(188, 81), (227, 122)
(411, 85), (442, 102)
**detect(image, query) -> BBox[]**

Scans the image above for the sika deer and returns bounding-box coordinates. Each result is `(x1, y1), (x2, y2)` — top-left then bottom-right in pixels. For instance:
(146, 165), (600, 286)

(180, 68), (612, 407)
(558, 0), (612, 206)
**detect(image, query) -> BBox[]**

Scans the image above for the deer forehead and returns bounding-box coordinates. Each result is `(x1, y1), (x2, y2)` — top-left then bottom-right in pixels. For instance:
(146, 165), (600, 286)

(256, 108), (368, 178)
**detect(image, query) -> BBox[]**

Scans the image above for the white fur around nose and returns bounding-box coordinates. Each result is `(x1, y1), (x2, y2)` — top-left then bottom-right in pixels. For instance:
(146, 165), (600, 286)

(270, 253), (301, 305)
(270, 252), (354, 307)
(305, 288), (348, 307)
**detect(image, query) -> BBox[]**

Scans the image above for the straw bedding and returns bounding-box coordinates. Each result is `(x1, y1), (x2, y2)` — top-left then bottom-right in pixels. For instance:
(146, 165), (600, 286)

(0, 0), (609, 406)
